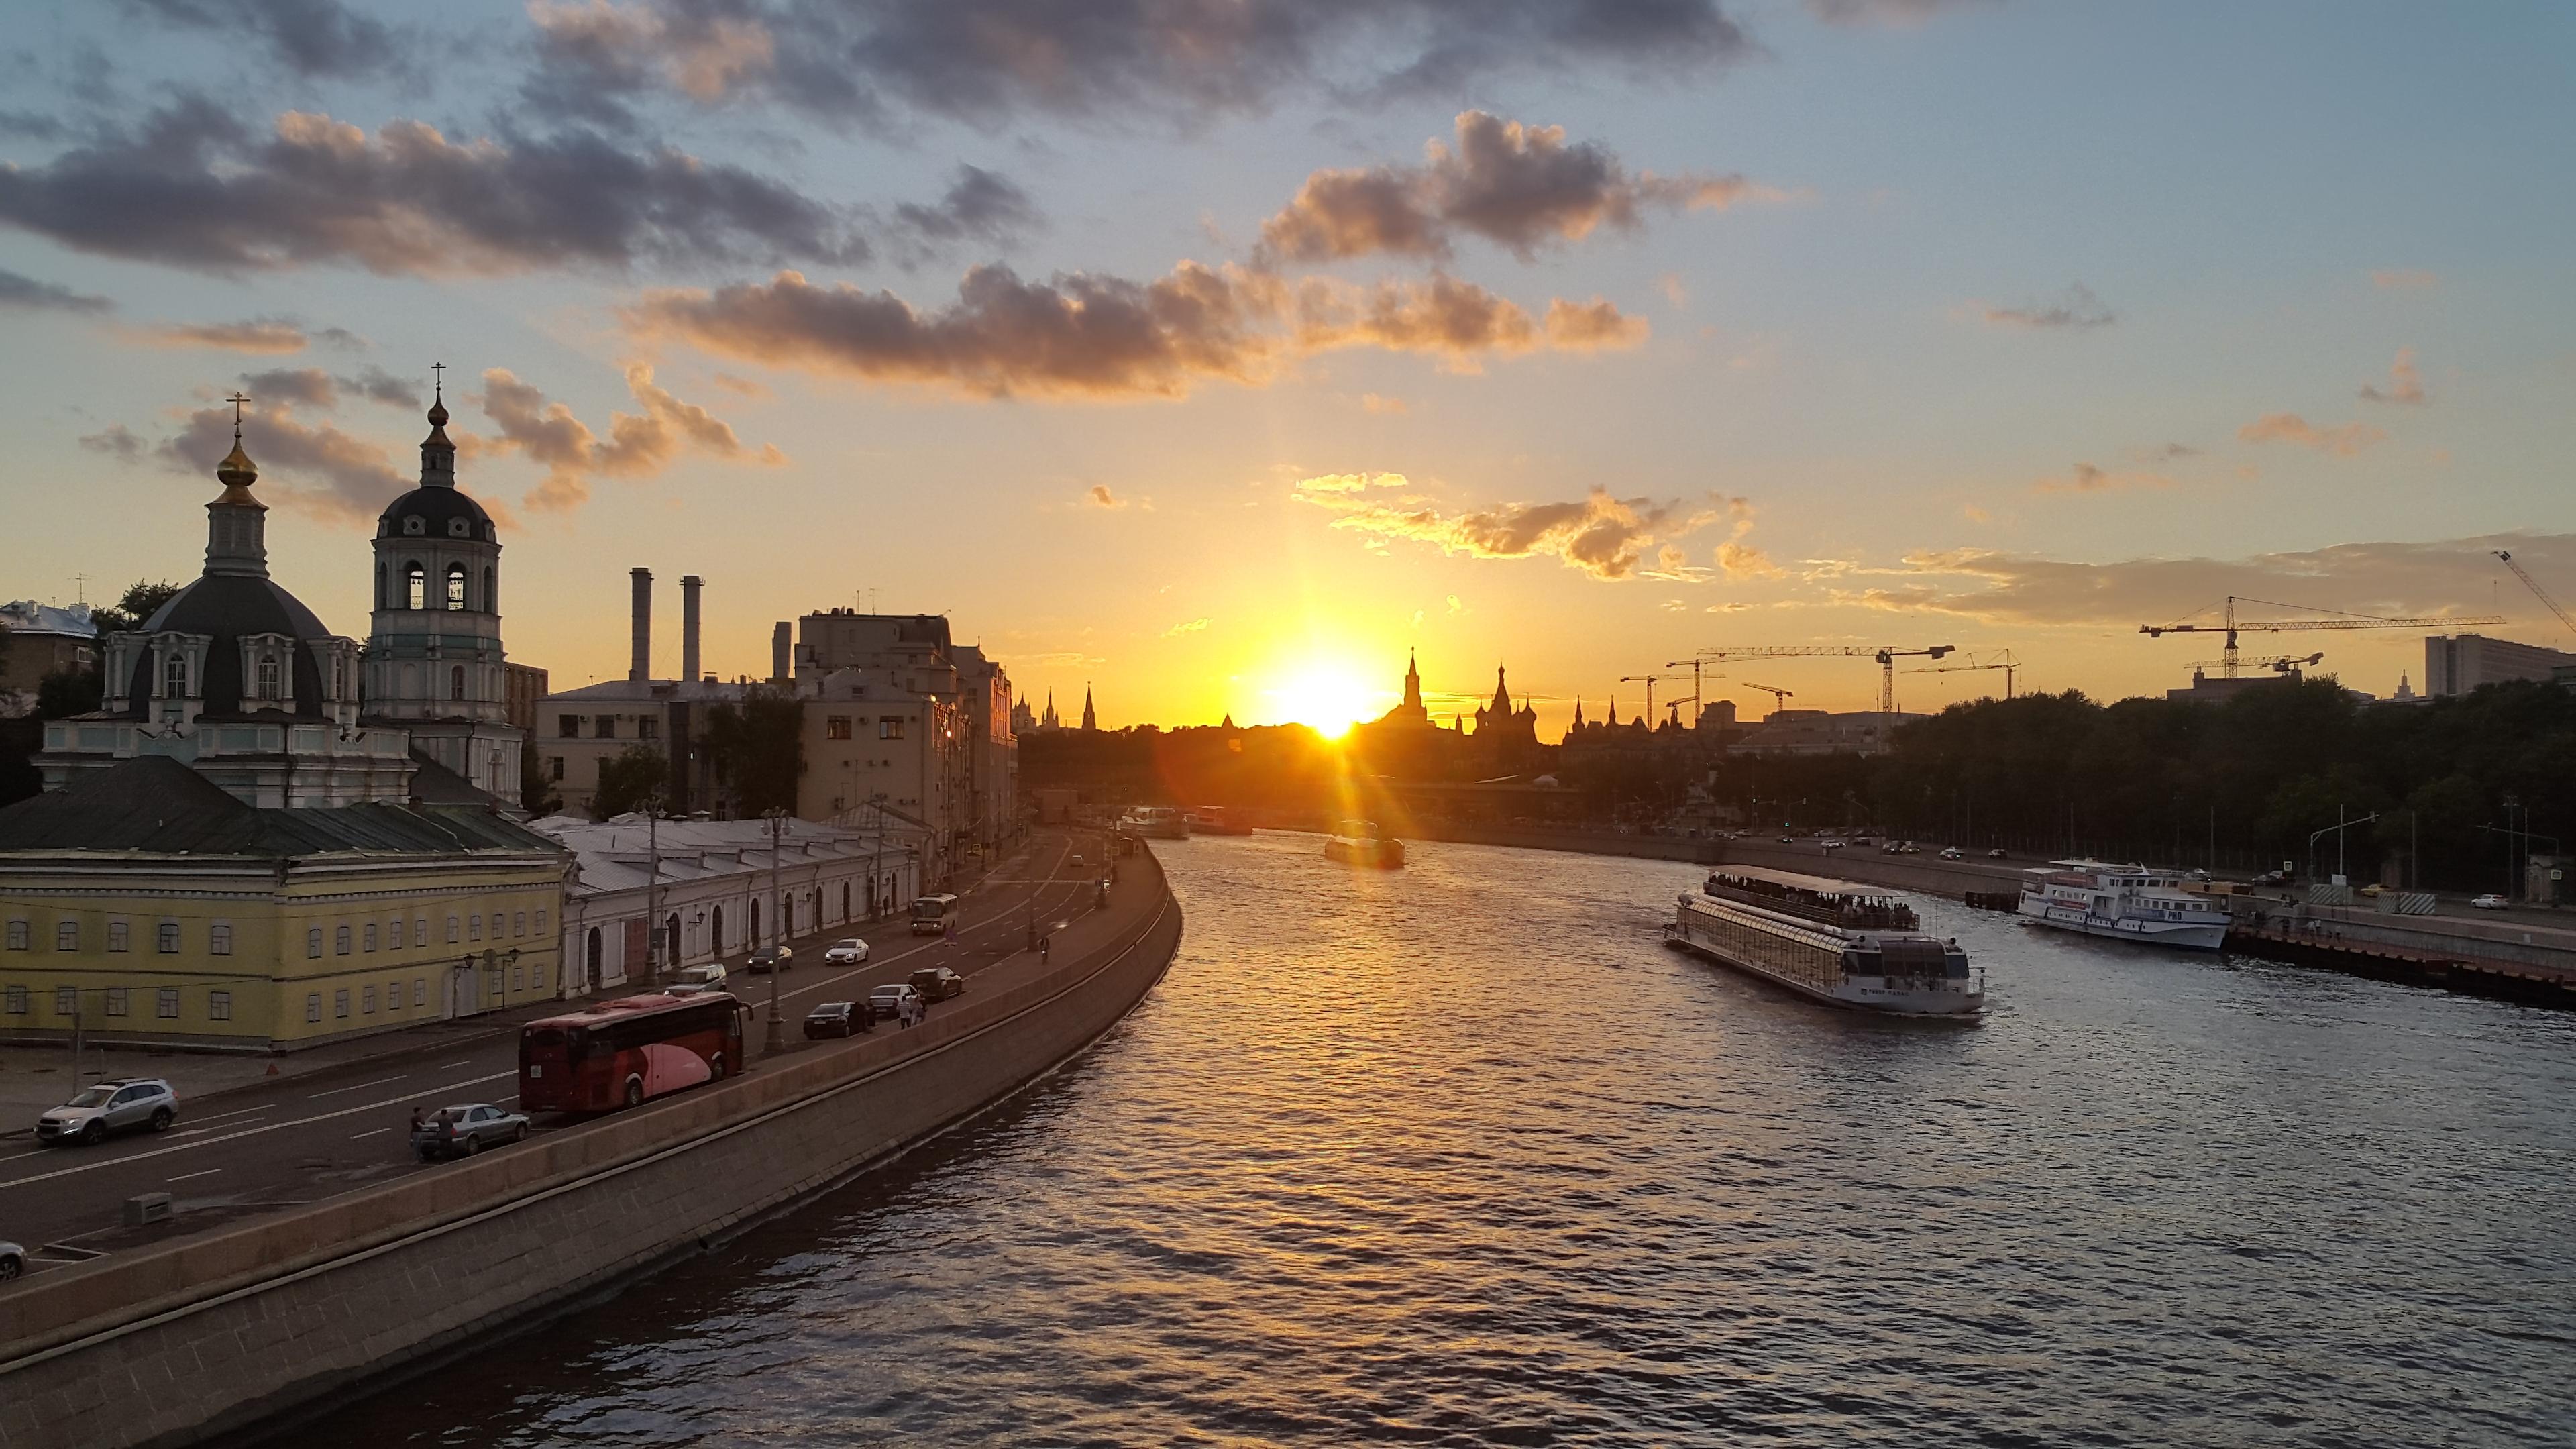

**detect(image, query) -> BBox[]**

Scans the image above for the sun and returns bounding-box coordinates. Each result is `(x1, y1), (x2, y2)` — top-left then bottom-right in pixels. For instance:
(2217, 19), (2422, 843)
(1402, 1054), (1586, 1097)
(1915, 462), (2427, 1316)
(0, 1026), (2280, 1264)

(1271, 661), (1377, 738)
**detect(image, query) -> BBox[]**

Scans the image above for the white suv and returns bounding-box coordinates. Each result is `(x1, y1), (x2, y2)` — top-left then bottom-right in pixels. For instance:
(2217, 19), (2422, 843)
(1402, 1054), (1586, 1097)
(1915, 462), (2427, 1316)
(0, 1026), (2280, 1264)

(37, 1077), (180, 1146)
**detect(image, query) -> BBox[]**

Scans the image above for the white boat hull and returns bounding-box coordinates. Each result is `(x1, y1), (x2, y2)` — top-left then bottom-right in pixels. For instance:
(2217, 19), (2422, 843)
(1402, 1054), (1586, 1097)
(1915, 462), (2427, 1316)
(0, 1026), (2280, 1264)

(1663, 921), (1982, 1018)
(2017, 896), (2227, 951)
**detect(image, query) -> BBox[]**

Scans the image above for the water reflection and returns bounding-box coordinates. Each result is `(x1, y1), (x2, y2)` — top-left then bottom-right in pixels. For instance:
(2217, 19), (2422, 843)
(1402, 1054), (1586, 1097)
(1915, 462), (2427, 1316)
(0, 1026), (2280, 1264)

(311, 834), (2576, 1446)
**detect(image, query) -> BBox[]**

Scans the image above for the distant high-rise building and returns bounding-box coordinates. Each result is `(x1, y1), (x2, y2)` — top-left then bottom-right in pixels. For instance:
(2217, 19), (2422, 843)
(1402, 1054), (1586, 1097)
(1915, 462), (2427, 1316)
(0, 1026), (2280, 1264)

(2425, 633), (2576, 696)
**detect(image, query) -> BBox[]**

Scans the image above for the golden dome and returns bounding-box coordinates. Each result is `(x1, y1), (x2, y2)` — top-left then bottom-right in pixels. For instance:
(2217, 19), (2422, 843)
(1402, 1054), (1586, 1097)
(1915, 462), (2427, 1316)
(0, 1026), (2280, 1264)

(214, 440), (260, 504)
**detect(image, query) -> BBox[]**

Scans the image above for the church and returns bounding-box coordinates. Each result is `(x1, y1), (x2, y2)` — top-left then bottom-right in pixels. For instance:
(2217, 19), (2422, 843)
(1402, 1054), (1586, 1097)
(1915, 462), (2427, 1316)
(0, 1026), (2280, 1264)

(37, 386), (525, 804)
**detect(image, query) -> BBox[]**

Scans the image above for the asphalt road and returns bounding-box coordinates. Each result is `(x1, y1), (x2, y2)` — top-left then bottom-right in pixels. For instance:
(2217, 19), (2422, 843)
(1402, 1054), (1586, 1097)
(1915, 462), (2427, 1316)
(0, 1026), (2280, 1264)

(0, 831), (1126, 1268)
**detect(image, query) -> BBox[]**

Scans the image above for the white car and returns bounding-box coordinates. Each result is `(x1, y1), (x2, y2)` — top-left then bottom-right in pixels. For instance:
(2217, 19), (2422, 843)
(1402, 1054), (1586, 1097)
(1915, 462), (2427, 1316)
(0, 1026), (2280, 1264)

(665, 965), (727, 996)
(37, 1077), (179, 1146)
(0, 1241), (24, 1281)
(1939, 846), (1963, 861)
(824, 938), (871, 965)
(2470, 894), (2510, 910)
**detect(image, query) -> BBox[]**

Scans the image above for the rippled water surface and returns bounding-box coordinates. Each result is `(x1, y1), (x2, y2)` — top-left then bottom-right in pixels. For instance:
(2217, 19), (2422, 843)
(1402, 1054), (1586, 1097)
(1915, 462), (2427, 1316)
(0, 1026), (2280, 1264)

(315, 836), (2576, 1446)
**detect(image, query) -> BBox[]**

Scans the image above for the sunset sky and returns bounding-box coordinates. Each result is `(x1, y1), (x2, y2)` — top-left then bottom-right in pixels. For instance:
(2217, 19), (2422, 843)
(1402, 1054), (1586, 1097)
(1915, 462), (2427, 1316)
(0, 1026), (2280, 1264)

(4, 2), (2571, 732)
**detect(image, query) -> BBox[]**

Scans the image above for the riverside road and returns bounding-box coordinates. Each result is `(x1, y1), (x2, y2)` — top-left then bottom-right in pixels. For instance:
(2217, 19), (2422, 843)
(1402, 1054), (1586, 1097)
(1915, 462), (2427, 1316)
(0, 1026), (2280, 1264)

(0, 830), (1122, 1262)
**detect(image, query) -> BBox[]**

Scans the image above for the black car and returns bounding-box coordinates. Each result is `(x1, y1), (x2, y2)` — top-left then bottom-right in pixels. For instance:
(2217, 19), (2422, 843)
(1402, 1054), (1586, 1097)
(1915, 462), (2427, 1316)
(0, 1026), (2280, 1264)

(909, 966), (965, 1002)
(803, 1002), (869, 1038)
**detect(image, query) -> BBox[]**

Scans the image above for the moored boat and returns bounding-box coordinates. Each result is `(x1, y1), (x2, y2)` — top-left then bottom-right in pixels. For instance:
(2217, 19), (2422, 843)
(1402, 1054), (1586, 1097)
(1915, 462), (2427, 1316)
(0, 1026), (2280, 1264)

(1189, 804), (1256, 835)
(1663, 867), (1983, 1016)
(1121, 806), (1191, 839)
(2016, 859), (2229, 951)
(1324, 820), (1405, 868)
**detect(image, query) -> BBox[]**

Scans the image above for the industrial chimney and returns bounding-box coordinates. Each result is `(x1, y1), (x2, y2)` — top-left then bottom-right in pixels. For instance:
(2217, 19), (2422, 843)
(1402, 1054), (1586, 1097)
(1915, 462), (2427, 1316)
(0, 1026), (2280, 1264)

(680, 574), (703, 686)
(629, 568), (653, 683)
(771, 621), (790, 685)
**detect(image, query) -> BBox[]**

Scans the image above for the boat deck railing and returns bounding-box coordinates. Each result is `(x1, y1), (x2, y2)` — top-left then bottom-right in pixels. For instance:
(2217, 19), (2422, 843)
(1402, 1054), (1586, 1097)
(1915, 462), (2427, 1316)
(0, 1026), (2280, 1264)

(1704, 873), (1920, 931)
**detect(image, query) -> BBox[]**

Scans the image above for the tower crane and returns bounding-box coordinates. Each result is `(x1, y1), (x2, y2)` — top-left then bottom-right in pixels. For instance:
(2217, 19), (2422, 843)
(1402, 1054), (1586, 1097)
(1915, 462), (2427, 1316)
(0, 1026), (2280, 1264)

(1902, 648), (2020, 700)
(2191, 651), (2323, 676)
(2141, 596), (2502, 676)
(1689, 645), (1955, 714)
(2495, 551), (2576, 639)
(1662, 658), (1727, 724)
(1739, 682), (1794, 716)
(1619, 673), (1676, 720)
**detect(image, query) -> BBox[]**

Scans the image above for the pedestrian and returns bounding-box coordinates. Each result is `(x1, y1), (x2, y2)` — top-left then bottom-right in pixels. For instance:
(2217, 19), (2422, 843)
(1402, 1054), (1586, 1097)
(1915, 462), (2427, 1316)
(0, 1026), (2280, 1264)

(1040, 934), (1051, 965)
(408, 1105), (425, 1136)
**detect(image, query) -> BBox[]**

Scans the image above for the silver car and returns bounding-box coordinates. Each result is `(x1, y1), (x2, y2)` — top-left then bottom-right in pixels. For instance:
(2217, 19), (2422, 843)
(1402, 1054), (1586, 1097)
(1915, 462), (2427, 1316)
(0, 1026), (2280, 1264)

(36, 1077), (179, 1146)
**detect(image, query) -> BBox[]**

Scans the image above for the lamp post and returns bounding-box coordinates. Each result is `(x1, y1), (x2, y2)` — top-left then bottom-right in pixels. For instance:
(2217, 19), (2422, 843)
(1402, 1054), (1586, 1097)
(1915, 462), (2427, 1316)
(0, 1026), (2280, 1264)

(763, 806), (786, 1056)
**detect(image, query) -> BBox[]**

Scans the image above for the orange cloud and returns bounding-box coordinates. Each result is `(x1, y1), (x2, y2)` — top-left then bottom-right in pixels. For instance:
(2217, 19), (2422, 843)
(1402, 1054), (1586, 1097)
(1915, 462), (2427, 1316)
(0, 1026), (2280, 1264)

(2033, 462), (2176, 494)
(2357, 346), (2427, 406)
(2237, 412), (2386, 457)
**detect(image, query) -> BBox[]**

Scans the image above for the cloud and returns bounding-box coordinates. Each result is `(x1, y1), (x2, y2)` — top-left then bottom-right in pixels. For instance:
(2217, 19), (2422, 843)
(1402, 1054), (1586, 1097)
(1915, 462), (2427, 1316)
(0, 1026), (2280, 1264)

(1543, 297), (1651, 350)
(155, 403), (411, 523)
(341, 364), (421, 409)
(126, 0), (407, 79)
(233, 364), (421, 411)
(1085, 484), (1130, 508)
(1976, 282), (2115, 331)
(525, 1), (1753, 127)
(2129, 442), (2202, 464)
(632, 264), (1632, 400)
(1163, 617), (1212, 636)
(890, 166), (1040, 255)
(1805, 0), (1998, 25)
(78, 424), (144, 461)
(1827, 534), (2567, 629)
(2358, 345), (2426, 406)
(1295, 472), (1410, 494)
(1258, 111), (1780, 264)
(475, 364), (784, 513)
(0, 266), (110, 314)
(2370, 268), (2438, 290)
(2033, 462), (2175, 495)
(0, 100), (865, 276)
(122, 317), (315, 353)
(2237, 412), (2386, 456)
(1360, 392), (1408, 415)
(1299, 484), (1735, 581)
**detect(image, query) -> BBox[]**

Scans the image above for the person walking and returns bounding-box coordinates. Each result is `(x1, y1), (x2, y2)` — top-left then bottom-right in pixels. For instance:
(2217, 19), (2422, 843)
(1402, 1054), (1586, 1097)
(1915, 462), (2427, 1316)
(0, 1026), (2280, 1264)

(1040, 933), (1051, 965)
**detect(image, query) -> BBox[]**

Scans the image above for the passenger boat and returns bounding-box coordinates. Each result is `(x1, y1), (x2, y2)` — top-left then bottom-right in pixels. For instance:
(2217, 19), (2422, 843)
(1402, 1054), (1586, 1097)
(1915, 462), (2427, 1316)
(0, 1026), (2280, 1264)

(1121, 806), (1191, 840)
(1324, 820), (1405, 868)
(1188, 804), (1256, 835)
(1663, 867), (1983, 1016)
(2017, 859), (2229, 951)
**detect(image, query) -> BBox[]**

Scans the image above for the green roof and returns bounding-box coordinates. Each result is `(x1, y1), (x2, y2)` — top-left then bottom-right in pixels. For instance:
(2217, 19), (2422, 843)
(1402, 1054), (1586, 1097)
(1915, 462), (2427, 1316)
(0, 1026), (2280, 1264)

(0, 755), (565, 859)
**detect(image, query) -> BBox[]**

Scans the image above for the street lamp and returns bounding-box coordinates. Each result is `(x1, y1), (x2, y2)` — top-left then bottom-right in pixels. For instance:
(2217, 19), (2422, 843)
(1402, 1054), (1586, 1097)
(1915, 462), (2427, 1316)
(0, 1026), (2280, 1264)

(762, 806), (786, 1057)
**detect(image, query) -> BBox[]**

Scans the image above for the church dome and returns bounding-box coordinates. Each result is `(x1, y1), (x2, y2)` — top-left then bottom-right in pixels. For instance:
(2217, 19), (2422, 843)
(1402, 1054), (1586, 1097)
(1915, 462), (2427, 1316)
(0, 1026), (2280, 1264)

(376, 482), (494, 540)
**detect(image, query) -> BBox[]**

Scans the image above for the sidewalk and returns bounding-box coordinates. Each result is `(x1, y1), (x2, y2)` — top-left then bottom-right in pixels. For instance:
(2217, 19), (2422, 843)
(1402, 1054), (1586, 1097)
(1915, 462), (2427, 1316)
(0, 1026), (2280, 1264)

(0, 830), (1054, 1126)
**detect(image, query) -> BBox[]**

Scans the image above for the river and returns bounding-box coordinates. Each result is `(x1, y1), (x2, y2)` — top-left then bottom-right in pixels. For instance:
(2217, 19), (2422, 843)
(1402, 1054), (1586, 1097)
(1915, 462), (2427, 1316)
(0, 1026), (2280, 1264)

(307, 833), (2575, 1446)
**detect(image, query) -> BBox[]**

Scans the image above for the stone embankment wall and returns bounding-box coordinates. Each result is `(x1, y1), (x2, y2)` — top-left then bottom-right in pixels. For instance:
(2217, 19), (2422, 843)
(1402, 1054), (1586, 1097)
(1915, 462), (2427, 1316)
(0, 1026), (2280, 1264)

(0, 855), (1184, 1449)
(1405, 823), (1723, 865)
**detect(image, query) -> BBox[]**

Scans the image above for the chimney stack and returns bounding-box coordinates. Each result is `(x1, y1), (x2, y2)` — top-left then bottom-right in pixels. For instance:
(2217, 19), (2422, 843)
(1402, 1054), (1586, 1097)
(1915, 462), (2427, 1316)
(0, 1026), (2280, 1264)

(629, 568), (653, 683)
(771, 621), (790, 685)
(680, 574), (703, 687)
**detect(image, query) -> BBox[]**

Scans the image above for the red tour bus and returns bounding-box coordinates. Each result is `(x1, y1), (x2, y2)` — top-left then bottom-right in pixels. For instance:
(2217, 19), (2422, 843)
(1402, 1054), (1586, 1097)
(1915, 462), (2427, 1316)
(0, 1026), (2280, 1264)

(519, 993), (747, 1113)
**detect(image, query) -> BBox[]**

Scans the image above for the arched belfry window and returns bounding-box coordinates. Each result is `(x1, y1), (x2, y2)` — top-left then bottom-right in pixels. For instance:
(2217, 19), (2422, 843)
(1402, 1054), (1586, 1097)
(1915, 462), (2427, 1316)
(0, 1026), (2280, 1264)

(445, 563), (468, 610)
(405, 563), (427, 611)
(162, 651), (187, 698)
(256, 653), (280, 700)
(451, 665), (466, 701)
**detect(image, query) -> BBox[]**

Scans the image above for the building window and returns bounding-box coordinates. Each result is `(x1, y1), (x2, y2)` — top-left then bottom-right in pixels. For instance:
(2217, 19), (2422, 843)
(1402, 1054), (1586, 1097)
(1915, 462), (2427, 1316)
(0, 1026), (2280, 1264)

(56, 920), (78, 952)
(414, 918), (429, 946)
(56, 987), (76, 1017)
(106, 988), (128, 1017)
(536, 908), (549, 933)
(364, 922), (378, 951)
(164, 651), (188, 698)
(447, 915), (460, 943)
(451, 665), (466, 700)
(549, 755), (564, 781)
(363, 985), (378, 1014)
(158, 922), (180, 953)
(158, 988), (178, 1019)
(335, 925), (352, 955)
(413, 978), (427, 1007)
(3, 920), (23, 951)
(879, 718), (906, 740)
(446, 563), (468, 610)
(827, 716), (853, 740)
(594, 716), (616, 739)
(514, 911), (527, 937)
(637, 716), (658, 741)
(335, 989), (350, 1018)
(210, 922), (232, 955)
(484, 566), (496, 610)
(406, 563), (427, 610)
(307, 993), (321, 1023)
(511, 961), (524, 991)
(209, 991), (232, 1022)
(108, 920), (129, 952)
(559, 715), (580, 739)
(4, 986), (25, 1014)
(256, 655), (280, 700)
(308, 926), (324, 958)
(469, 914), (482, 941)
(531, 961), (546, 990)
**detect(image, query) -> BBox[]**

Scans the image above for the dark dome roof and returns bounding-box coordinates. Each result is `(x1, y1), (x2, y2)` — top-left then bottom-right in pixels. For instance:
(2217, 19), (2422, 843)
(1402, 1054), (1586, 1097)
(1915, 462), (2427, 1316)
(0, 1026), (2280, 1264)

(378, 484), (494, 539)
(145, 574), (333, 641)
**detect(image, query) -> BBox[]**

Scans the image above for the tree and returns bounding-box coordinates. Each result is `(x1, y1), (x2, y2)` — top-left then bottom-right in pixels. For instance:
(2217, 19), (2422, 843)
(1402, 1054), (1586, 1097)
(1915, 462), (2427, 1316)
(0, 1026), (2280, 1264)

(35, 668), (101, 718)
(519, 737), (561, 816)
(90, 580), (182, 636)
(704, 686), (803, 816)
(592, 745), (667, 820)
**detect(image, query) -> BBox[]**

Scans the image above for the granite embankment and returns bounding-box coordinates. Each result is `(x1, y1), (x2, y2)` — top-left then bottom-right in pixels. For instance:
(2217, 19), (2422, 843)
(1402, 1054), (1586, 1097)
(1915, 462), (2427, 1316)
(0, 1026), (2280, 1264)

(0, 852), (1183, 1449)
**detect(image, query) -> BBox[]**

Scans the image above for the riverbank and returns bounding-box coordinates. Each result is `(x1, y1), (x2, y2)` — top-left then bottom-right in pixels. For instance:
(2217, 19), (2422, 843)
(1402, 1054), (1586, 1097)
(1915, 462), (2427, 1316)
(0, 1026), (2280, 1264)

(0, 849), (1183, 1449)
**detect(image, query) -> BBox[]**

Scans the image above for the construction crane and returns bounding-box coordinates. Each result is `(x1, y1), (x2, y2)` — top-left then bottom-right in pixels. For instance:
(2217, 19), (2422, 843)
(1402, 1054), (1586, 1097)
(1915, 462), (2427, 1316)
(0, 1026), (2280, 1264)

(1689, 645), (1956, 714)
(1902, 648), (2021, 700)
(2191, 651), (2323, 676)
(2141, 596), (2504, 677)
(1739, 682), (1794, 716)
(1660, 658), (1727, 722)
(2496, 551), (2576, 638)
(1619, 673), (1676, 720)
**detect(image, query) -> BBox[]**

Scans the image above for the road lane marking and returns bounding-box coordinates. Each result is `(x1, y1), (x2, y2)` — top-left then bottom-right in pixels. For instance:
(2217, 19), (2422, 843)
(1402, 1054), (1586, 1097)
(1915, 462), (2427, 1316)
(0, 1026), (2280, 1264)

(168, 1168), (221, 1182)
(184, 1106), (273, 1127)
(437, 1061), (472, 1069)
(350, 1128), (389, 1140)
(0, 1070), (517, 1192)
(307, 1074), (407, 1099)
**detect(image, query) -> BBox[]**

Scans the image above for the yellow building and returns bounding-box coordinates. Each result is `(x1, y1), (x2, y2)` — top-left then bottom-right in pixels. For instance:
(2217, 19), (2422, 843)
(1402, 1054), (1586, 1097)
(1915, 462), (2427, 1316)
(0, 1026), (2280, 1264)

(0, 757), (566, 1050)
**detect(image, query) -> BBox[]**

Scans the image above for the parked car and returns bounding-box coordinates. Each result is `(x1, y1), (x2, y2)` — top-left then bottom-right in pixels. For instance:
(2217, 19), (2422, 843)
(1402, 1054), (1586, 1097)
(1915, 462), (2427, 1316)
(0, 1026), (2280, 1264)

(909, 966), (966, 1002)
(1069, 853), (1086, 868)
(0, 1241), (24, 1280)
(745, 945), (794, 974)
(1777, 835), (1793, 843)
(823, 938), (871, 966)
(411, 1103), (530, 1161)
(1987, 849), (2010, 859)
(1939, 846), (1964, 861)
(1819, 839), (1846, 851)
(2471, 893), (2510, 910)
(865, 983), (925, 1027)
(2253, 869), (2290, 885)
(665, 965), (727, 996)
(803, 1002), (867, 1038)
(36, 1077), (178, 1146)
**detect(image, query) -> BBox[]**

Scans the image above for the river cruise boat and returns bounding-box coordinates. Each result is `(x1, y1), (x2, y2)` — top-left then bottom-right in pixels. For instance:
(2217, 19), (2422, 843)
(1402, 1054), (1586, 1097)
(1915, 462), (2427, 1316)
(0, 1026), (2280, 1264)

(1324, 820), (1405, 868)
(1120, 806), (1191, 840)
(2017, 859), (2229, 951)
(1664, 867), (1983, 1016)
(1188, 804), (1256, 835)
